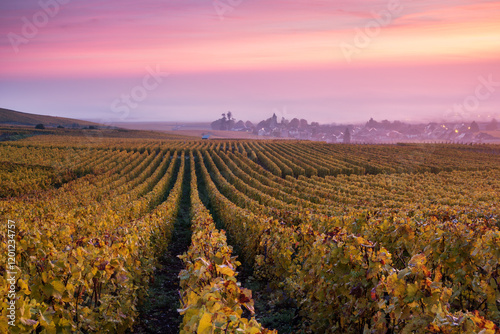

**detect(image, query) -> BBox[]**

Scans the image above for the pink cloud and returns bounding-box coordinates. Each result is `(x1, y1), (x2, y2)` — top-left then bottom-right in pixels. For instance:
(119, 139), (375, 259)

(1, 0), (499, 123)
(2, 0), (499, 77)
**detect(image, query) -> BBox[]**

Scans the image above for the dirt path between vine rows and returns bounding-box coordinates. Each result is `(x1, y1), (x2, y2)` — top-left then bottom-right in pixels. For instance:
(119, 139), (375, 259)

(130, 161), (192, 334)
(193, 158), (300, 333)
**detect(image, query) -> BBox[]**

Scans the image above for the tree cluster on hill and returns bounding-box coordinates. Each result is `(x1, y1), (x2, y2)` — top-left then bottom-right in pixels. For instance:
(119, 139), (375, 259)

(211, 112), (235, 131)
(212, 112), (313, 133)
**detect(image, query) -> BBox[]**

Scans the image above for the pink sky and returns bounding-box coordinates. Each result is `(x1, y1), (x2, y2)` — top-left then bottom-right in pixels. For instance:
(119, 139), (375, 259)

(1, 0), (499, 124)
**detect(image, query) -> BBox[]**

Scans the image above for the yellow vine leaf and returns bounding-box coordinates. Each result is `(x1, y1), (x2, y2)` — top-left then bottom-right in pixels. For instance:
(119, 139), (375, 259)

(197, 312), (213, 334)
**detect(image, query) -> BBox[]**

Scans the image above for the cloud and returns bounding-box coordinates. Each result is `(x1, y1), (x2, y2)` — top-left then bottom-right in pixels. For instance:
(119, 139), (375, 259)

(1, 0), (499, 124)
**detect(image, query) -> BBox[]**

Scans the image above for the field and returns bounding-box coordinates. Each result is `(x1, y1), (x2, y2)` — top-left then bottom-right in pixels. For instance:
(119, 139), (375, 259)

(1, 130), (499, 333)
(113, 122), (263, 140)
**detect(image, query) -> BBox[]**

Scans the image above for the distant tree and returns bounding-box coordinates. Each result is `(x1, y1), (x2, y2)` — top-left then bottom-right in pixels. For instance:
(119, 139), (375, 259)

(57, 125), (64, 129)
(366, 118), (378, 128)
(392, 120), (404, 129)
(225, 112), (236, 129)
(212, 113), (229, 130)
(210, 112), (239, 130)
(35, 124), (45, 129)
(289, 118), (300, 128)
(381, 120), (391, 129)
(469, 121), (480, 133)
(343, 127), (351, 144)
(211, 119), (223, 130)
(486, 118), (498, 131)
(299, 119), (308, 128)
(88, 125), (97, 130)
(234, 120), (245, 129)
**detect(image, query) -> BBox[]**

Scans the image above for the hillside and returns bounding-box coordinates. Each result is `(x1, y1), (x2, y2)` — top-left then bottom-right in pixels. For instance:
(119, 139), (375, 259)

(0, 107), (99, 127)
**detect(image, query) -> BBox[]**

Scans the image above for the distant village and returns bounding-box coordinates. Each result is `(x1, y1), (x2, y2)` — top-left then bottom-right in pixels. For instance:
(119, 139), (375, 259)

(211, 112), (500, 144)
